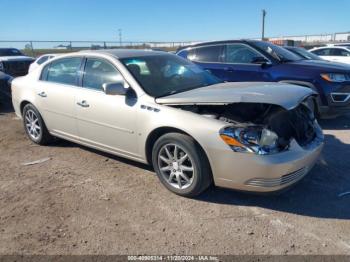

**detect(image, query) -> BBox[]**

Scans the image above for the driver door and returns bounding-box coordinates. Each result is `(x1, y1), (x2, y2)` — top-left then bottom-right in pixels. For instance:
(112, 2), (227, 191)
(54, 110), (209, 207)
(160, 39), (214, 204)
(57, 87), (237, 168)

(75, 57), (139, 159)
(220, 43), (272, 82)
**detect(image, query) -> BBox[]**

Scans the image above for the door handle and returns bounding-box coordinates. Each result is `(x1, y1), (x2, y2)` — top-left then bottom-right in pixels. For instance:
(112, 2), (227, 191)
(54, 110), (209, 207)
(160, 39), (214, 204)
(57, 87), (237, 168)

(38, 91), (47, 98)
(77, 100), (90, 108)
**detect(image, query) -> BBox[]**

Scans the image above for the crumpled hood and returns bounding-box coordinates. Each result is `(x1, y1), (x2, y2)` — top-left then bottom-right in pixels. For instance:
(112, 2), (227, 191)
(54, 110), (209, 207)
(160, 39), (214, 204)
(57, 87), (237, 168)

(0, 56), (34, 62)
(156, 82), (316, 110)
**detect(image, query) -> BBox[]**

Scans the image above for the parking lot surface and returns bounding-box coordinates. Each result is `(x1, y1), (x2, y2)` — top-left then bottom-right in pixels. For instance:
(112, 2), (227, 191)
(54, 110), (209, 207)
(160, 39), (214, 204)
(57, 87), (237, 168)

(0, 98), (349, 255)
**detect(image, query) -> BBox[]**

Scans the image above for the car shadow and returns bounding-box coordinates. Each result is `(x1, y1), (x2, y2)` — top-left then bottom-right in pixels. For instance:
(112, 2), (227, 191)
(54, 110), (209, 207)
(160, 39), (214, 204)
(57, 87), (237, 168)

(196, 133), (350, 220)
(52, 139), (154, 172)
(0, 96), (14, 114)
(319, 114), (350, 130)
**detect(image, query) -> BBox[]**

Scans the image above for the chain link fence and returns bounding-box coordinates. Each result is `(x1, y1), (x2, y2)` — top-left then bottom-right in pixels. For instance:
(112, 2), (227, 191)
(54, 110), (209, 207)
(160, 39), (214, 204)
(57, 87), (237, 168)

(1, 31), (349, 57)
(0, 41), (199, 57)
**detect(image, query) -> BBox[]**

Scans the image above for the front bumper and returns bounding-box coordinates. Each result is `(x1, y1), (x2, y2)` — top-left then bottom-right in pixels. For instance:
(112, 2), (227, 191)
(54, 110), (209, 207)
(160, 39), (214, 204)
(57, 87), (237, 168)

(319, 92), (350, 117)
(208, 136), (324, 193)
(318, 82), (350, 117)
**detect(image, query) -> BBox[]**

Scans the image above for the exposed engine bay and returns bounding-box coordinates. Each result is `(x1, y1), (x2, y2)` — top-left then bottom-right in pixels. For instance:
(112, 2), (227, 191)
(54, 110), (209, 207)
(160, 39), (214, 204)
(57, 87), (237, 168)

(172, 102), (319, 151)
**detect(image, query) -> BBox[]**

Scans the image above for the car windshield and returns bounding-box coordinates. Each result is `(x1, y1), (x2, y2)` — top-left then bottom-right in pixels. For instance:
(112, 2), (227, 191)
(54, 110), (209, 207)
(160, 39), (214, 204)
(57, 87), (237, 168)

(252, 41), (302, 62)
(288, 47), (322, 60)
(120, 54), (222, 97)
(0, 48), (24, 56)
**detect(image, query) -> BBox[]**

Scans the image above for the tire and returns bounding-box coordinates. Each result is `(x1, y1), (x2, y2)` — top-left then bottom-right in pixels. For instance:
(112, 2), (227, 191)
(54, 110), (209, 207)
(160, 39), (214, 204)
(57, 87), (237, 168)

(22, 103), (53, 145)
(152, 132), (212, 197)
(304, 97), (319, 119)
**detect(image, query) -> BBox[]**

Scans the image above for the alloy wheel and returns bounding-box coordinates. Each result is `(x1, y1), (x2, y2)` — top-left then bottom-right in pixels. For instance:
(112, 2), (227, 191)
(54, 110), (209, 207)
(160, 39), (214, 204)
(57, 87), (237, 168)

(157, 143), (195, 190)
(24, 109), (41, 140)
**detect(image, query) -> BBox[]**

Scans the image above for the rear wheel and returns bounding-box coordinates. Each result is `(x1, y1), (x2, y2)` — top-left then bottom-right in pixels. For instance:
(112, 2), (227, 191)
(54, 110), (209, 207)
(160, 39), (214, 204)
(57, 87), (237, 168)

(152, 133), (212, 197)
(22, 103), (53, 145)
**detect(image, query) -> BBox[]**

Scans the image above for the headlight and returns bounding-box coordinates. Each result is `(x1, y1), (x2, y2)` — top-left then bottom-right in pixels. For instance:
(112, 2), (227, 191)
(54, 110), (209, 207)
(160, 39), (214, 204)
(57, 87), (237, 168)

(219, 126), (283, 155)
(321, 73), (350, 82)
(0, 62), (4, 72)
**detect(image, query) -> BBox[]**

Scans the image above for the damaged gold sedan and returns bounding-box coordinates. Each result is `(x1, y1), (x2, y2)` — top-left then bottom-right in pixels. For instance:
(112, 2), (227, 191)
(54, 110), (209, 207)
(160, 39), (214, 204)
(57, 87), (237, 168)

(11, 50), (324, 196)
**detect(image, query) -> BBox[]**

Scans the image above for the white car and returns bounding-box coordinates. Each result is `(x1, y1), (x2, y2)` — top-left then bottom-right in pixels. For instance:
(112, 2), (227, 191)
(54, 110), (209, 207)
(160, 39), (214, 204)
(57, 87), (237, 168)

(28, 54), (60, 73)
(310, 46), (350, 64)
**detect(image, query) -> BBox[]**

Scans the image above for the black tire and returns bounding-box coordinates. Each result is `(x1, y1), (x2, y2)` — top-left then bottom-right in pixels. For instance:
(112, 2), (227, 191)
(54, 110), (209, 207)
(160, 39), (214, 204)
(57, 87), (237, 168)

(22, 103), (53, 145)
(152, 132), (212, 197)
(305, 97), (319, 119)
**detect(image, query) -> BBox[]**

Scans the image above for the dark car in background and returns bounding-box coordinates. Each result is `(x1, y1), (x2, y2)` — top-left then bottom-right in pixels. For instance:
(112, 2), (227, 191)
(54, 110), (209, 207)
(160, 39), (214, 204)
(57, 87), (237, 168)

(0, 48), (34, 77)
(177, 40), (350, 117)
(284, 46), (323, 60)
(0, 72), (13, 100)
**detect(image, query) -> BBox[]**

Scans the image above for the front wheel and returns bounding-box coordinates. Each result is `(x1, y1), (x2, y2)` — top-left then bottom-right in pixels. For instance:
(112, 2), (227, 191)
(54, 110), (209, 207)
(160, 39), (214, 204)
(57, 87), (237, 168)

(152, 133), (212, 197)
(304, 96), (319, 119)
(22, 103), (53, 145)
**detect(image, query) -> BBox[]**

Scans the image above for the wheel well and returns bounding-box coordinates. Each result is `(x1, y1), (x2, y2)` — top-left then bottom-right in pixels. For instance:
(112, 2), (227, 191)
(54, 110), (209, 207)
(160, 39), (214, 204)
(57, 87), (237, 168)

(145, 127), (210, 171)
(20, 101), (31, 114)
(278, 80), (314, 87)
(278, 80), (320, 116)
(145, 127), (186, 165)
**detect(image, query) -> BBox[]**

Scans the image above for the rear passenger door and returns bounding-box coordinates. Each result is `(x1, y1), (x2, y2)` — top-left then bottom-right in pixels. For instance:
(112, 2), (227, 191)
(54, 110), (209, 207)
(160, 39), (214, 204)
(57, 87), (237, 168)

(36, 57), (82, 139)
(188, 45), (227, 80)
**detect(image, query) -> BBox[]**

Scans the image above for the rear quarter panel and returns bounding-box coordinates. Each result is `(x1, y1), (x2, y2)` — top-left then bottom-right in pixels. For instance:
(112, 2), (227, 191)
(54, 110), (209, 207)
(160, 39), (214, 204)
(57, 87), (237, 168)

(11, 73), (40, 118)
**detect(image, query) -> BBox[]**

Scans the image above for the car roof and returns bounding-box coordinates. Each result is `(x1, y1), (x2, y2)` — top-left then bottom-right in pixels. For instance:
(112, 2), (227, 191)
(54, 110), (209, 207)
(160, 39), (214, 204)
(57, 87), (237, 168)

(78, 49), (167, 59)
(177, 39), (251, 52)
(39, 53), (60, 57)
(0, 48), (19, 50)
(312, 46), (349, 50)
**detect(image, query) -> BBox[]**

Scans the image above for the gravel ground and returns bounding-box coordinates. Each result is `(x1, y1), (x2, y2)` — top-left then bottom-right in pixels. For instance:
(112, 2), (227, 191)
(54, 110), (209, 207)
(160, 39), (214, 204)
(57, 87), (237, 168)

(0, 98), (349, 255)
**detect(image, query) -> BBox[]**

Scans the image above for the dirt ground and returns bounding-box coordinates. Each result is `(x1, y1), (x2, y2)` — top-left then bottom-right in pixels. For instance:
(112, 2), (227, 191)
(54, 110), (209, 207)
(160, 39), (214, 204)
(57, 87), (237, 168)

(0, 98), (349, 255)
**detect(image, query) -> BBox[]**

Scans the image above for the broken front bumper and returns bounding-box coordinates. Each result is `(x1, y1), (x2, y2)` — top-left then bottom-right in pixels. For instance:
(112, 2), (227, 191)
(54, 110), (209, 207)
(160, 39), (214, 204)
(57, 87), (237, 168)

(208, 136), (324, 193)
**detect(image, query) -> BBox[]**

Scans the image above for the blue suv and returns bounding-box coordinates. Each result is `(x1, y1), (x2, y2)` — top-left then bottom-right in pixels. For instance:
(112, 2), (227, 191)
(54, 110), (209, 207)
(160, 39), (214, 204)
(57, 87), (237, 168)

(177, 40), (350, 117)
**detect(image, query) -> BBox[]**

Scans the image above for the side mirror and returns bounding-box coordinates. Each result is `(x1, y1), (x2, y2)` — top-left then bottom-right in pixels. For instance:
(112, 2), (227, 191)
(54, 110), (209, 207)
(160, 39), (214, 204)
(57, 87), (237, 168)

(251, 56), (270, 65)
(102, 82), (128, 96)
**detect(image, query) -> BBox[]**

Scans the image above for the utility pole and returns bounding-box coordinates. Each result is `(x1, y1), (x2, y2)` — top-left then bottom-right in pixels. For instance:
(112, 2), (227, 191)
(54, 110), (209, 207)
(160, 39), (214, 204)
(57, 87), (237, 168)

(261, 9), (266, 40)
(118, 29), (122, 46)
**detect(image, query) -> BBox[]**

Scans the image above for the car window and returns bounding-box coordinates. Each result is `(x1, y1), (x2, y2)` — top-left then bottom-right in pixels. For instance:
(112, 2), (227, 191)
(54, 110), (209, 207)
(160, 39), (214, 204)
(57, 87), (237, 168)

(312, 48), (331, 56)
(0, 48), (23, 56)
(225, 44), (262, 63)
(290, 48), (322, 60)
(36, 56), (49, 65)
(121, 54), (222, 97)
(46, 57), (82, 85)
(191, 45), (224, 62)
(40, 64), (50, 80)
(251, 41), (301, 62)
(331, 48), (350, 56)
(82, 58), (123, 91)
